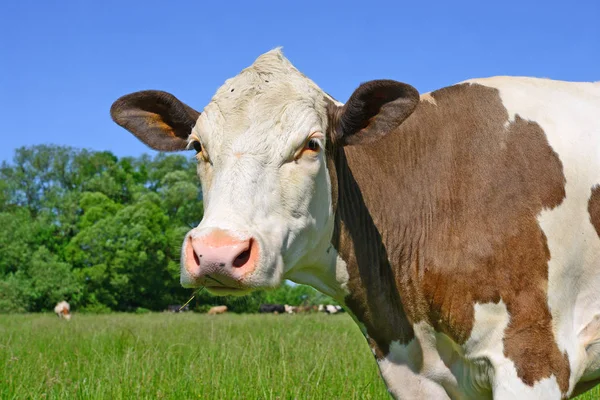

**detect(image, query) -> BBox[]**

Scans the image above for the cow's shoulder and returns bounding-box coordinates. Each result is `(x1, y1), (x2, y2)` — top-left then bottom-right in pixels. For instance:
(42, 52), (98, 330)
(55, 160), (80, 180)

(355, 75), (572, 393)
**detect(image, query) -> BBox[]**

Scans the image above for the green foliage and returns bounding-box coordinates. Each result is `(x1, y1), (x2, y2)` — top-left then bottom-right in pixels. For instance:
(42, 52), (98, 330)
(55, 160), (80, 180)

(78, 303), (112, 314)
(0, 209), (35, 275)
(0, 145), (331, 313)
(20, 246), (82, 311)
(0, 274), (29, 313)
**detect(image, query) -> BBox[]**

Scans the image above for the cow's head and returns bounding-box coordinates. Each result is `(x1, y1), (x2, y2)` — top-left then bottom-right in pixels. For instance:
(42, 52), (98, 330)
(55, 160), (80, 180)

(111, 49), (419, 297)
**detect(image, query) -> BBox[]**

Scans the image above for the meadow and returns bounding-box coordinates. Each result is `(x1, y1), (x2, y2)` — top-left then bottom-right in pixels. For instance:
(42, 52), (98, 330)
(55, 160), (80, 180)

(1, 313), (598, 400)
(1, 313), (389, 399)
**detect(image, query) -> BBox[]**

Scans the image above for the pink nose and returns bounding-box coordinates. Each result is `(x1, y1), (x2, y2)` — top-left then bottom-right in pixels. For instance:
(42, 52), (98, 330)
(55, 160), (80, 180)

(185, 229), (258, 279)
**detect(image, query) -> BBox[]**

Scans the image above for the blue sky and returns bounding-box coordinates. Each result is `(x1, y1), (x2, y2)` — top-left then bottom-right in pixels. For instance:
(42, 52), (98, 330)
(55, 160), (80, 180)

(1, 0), (599, 163)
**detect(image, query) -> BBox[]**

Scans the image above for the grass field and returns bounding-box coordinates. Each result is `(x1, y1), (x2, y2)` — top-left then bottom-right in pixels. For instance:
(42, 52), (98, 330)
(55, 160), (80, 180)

(1, 313), (598, 400)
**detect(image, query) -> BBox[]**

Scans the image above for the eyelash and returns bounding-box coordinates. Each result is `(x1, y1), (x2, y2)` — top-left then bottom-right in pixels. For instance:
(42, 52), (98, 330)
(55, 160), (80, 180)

(305, 138), (320, 152)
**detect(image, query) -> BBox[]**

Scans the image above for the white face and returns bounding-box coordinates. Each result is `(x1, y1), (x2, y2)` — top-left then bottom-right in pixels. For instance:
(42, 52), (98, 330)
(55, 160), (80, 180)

(179, 49), (336, 295)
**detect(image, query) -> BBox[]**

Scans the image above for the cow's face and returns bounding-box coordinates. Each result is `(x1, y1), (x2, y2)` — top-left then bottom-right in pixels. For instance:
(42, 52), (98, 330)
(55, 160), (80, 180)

(111, 49), (419, 296)
(184, 59), (334, 295)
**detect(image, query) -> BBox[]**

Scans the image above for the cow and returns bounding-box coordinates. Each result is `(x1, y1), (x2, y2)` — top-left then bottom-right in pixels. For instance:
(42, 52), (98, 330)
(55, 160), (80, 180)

(111, 48), (600, 399)
(258, 304), (286, 314)
(207, 305), (228, 315)
(318, 304), (343, 314)
(53, 301), (71, 321)
(296, 305), (318, 314)
(284, 304), (297, 314)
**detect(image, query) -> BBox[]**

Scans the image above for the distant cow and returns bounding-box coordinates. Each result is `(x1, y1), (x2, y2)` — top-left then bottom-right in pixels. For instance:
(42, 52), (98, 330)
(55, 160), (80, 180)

(318, 304), (343, 314)
(54, 301), (71, 321)
(284, 304), (297, 314)
(296, 305), (317, 313)
(259, 304), (285, 314)
(112, 48), (600, 398)
(167, 304), (189, 313)
(207, 305), (227, 315)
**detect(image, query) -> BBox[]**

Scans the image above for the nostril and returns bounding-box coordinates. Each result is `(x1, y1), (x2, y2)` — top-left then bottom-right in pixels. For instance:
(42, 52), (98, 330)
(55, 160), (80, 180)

(232, 239), (252, 268)
(185, 236), (203, 278)
(233, 249), (250, 268)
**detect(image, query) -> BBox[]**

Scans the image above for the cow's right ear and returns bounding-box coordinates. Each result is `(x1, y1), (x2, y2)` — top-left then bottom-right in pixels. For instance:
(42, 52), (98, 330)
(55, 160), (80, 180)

(328, 80), (419, 146)
(110, 90), (200, 151)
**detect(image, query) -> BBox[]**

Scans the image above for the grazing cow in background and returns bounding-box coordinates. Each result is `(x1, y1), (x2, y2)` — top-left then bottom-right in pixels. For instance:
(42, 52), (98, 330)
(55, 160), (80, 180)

(318, 304), (343, 314)
(111, 48), (600, 399)
(258, 304), (285, 314)
(207, 305), (227, 315)
(284, 304), (297, 314)
(296, 305), (317, 313)
(54, 301), (71, 321)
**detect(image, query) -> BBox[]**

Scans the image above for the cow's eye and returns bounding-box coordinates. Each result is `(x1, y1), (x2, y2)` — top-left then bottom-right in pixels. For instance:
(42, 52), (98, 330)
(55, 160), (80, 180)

(305, 138), (320, 152)
(293, 134), (323, 162)
(190, 140), (211, 163)
(192, 141), (202, 154)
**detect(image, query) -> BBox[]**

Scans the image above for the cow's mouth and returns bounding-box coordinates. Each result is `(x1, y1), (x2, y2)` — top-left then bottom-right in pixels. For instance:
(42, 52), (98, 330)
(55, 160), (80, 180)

(201, 275), (252, 296)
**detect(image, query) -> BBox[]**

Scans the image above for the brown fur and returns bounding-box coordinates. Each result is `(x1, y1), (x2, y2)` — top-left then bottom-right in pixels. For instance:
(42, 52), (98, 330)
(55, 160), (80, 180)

(327, 83), (570, 392)
(588, 185), (600, 237)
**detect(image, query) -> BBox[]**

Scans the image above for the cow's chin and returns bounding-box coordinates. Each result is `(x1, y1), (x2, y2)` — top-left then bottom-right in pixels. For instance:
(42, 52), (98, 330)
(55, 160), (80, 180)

(203, 272), (284, 297)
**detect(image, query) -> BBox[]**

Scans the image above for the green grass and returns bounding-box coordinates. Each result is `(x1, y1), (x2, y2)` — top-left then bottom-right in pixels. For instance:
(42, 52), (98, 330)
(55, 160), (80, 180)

(0, 313), (388, 399)
(0, 313), (598, 400)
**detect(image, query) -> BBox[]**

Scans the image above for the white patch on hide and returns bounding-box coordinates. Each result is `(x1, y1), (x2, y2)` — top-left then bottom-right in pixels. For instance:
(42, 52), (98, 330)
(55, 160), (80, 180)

(378, 322), (456, 399)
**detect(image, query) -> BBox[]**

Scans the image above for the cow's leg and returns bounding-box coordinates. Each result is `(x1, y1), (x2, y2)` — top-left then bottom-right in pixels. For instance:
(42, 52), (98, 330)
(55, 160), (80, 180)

(491, 362), (563, 399)
(377, 353), (452, 399)
(375, 322), (469, 400)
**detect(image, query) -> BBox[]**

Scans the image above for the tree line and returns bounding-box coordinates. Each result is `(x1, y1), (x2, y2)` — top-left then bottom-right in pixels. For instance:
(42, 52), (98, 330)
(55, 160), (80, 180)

(0, 145), (332, 313)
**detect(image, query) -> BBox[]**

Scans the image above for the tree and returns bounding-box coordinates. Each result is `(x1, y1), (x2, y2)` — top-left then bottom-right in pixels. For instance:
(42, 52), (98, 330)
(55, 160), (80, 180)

(21, 246), (82, 311)
(0, 145), (335, 313)
(0, 209), (37, 276)
(65, 193), (188, 310)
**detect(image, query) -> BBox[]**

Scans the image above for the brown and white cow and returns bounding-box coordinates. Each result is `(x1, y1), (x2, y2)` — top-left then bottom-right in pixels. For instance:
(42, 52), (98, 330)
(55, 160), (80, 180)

(111, 49), (600, 399)
(54, 301), (71, 321)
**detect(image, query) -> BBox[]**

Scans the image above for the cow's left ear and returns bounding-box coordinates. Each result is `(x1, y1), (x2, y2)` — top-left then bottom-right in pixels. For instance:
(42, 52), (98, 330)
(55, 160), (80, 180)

(329, 80), (419, 146)
(110, 90), (200, 151)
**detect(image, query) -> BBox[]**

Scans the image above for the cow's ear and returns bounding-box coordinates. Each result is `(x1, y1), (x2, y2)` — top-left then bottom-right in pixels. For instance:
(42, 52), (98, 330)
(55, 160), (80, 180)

(329, 80), (419, 146)
(110, 90), (200, 151)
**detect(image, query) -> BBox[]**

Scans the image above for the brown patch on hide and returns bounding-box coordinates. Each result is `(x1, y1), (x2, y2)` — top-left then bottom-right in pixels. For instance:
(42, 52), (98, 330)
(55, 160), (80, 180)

(327, 83), (570, 393)
(588, 185), (600, 237)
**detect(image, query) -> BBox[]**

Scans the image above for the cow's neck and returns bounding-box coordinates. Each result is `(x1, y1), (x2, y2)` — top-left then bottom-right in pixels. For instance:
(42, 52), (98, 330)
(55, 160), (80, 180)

(326, 102), (445, 356)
